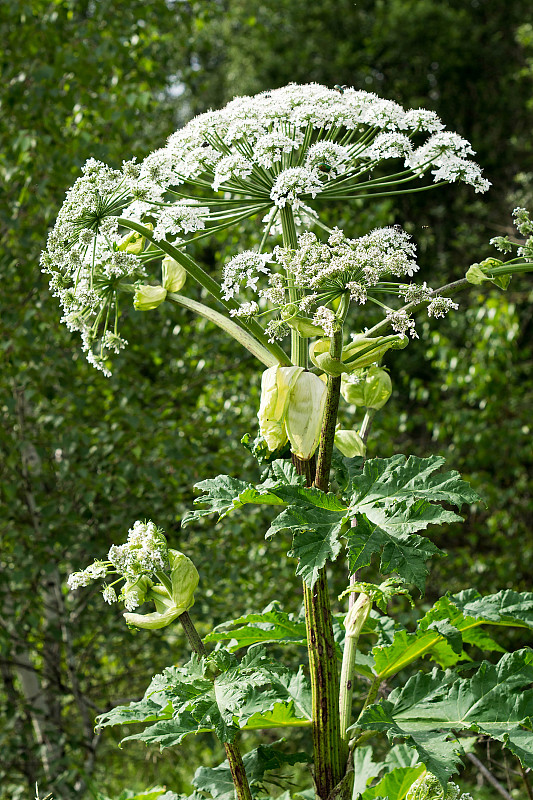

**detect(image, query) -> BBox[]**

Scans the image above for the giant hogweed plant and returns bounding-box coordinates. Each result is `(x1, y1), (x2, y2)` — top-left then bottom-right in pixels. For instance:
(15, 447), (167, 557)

(43, 84), (533, 800)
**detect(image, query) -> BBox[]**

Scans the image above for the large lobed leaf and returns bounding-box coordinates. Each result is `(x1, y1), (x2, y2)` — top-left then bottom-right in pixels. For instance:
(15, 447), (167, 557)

(343, 455), (480, 509)
(372, 589), (533, 679)
(205, 603), (307, 651)
(183, 456), (479, 589)
(98, 646), (311, 750)
(358, 648), (533, 785)
(345, 515), (443, 593)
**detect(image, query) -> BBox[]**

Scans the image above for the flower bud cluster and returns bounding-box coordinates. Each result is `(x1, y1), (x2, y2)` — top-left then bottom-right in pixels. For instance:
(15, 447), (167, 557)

(66, 522), (199, 630)
(108, 520), (169, 579)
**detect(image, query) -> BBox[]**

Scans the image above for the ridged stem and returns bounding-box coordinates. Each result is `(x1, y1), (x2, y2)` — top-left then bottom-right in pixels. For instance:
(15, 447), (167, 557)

(303, 572), (343, 798)
(280, 206), (307, 368)
(178, 612), (253, 800)
(314, 329), (343, 493)
(224, 743), (253, 800)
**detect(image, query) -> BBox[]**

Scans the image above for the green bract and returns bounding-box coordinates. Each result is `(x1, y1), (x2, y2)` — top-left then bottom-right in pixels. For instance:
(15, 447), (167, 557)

(341, 366), (392, 409)
(258, 367), (327, 459)
(258, 366), (303, 451)
(162, 256), (187, 293)
(310, 334), (407, 376)
(124, 550), (199, 630)
(285, 371), (327, 460)
(334, 429), (366, 457)
(134, 284), (167, 311)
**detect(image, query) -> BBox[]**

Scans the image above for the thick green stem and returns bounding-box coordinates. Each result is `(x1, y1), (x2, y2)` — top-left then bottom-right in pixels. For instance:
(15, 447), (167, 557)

(179, 610), (206, 657)
(359, 409), (376, 445)
(178, 613), (253, 800)
(303, 571), (343, 799)
(284, 219), (345, 796)
(314, 329), (343, 492)
(280, 206), (307, 367)
(296, 451), (344, 798)
(224, 743), (253, 800)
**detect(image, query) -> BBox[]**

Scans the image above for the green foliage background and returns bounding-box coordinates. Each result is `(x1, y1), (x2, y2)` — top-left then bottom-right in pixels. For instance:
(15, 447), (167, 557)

(0, 1), (531, 798)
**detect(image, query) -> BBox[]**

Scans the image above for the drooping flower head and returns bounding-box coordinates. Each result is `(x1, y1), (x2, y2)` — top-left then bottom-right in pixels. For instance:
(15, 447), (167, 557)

(67, 521), (199, 629)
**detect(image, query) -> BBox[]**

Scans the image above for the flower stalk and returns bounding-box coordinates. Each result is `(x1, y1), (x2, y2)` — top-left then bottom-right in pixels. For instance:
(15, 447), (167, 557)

(177, 611), (253, 800)
(338, 592), (372, 747)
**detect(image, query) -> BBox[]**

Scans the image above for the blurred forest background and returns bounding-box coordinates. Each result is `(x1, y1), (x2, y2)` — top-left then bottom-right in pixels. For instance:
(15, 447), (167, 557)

(1, 1), (532, 798)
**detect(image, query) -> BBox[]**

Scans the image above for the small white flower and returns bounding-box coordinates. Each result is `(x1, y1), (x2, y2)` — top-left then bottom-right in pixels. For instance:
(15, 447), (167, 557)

(387, 310), (418, 338)
(305, 142), (351, 178)
(270, 167), (323, 208)
(222, 251), (272, 300)
(102, 586), (118, 604)
(427, 296), (459, 318)
(399, 282), (433, 303)
(313, 306), (337, 337)
(213, 154), (254, 191)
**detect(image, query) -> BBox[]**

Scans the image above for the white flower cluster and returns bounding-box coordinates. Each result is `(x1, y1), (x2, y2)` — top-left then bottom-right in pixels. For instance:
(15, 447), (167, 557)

(67, 560), (108, 590)
(40, 160), (147, 375)
(490, 207), (533, 259)
(225, 226), (458, 340)
(222, 250), (273, 300)
(108, 520), (168, 579)
(131, 83), (489, 210)
(43, 83), (489, 373)
(427, 296), (459, 318)
(66, 520), (168, 608)
(277, 227), (419, 292)
(153, 201), (209, 240)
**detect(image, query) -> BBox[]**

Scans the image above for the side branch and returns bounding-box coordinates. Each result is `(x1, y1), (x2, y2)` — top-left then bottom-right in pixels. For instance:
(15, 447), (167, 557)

(178, 612), (253, 800)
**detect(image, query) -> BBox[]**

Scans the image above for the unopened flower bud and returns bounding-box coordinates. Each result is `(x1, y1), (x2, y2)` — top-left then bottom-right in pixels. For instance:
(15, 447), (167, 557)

(169, 550), (199, 612)
(118, 230), (144, 255)
(134, 284), (167, 310)
(258, 365), (303, 451)
(344, 592), (372, 639)
(162, 256), (187, 293)
(118, 223), (153, 255)
(334, 429), (366, 458)
(406, 773), (470, 800)
(341, 366), (392, 409)
(465, 263), (487, 285)
(285, 372), (327, 459)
